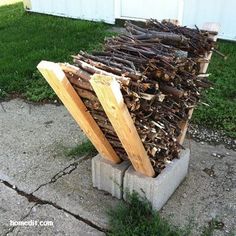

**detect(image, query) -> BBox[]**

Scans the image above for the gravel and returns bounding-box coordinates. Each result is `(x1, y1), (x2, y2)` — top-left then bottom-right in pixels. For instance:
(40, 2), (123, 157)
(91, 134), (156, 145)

(187, 124), (236, 151)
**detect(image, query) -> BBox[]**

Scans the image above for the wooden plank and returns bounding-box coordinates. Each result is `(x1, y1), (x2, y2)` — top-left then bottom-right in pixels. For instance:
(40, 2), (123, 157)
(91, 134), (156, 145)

(37, 61), (121, 164)
(90, 74), (155, 177)
(199, 23), (220, 73)
(177, 108), (194, 145)
(201, 22), (220, 34)
(163, 19), (180, 25)
(23, 0), (32, 10)
(179, 23), (220, 144)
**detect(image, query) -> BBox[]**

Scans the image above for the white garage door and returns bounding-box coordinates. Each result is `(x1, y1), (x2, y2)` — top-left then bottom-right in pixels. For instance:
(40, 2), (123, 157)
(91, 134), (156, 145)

(116, 0), (184, 23)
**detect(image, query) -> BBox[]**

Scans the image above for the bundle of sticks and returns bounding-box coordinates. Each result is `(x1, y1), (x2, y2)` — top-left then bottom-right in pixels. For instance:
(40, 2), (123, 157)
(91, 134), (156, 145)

(126, 20), (217, 57)
(61, 20), (216, 175)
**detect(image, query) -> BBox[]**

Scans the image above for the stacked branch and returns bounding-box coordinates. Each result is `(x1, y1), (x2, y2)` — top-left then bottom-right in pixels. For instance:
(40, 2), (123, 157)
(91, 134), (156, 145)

(61, 63), (129, 160)
(125, 20), (216, 57)
(61, 20), (217, 174)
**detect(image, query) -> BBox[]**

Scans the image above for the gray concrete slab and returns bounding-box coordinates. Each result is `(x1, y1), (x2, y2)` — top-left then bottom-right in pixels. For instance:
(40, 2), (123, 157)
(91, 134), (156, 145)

(0, 99), (113, 232)
(8, 204), (105, 236)
(0, 99), (86, 193)
(0, 99), (235, 235)
(0, 183), (34, 235)
(33, 158), (119, 229)
(160, 140), (236, 235)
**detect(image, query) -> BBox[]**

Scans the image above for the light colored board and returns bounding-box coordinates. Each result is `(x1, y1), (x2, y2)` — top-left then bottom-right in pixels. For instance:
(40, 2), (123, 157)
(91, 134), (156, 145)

(37, 61), (121, 164)
(179, 23), (219, 144)
(201, 22), (220, 33)
(163, 19), (180, 25)
(199, 23), (220, 73)
(23, 0), (32, 9)
(90, 74), (155, 177)
(181, 23), (219, 142)
(177, 108), (194, 145)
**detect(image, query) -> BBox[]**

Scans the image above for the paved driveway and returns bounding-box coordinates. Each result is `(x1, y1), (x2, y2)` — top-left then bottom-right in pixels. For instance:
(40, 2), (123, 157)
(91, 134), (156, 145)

(0, 99), (235, 235)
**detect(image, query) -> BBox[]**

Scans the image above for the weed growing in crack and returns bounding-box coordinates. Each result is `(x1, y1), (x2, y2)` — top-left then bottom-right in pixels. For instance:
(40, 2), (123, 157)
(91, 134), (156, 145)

(201, 218), (227, 236)
(66, 140), (97, 158)
(107, 192), (190, 236)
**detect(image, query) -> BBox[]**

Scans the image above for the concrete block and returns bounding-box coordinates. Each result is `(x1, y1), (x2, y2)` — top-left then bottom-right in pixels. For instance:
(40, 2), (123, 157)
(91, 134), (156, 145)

(92, 154), (130, 199)
(123, 149), (190, 210)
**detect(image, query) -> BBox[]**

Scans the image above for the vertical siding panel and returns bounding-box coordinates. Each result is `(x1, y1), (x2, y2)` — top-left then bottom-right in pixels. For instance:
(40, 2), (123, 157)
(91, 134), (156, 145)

(28, 0), (236, 40)
(182, 0), (236, 40)
(120, 0), (182, 21)
(29, 0), (115, 24)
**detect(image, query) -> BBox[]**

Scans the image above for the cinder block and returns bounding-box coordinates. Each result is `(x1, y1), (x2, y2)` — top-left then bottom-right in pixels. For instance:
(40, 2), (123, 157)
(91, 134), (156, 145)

(123, 149), (190, 210)
(92, 154), (130, 199)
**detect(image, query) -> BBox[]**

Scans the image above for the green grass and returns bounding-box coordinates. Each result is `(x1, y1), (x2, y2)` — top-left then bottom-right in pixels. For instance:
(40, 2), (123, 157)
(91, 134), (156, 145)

(107, 192), (190, 236)
(193, 41), (236, 138)
(108, 192), (231, 236)
(0, 2), (111, 101)
(201, 218), (224, 236)
(0, 2), (235, 137)
(65, 140), (97, 157)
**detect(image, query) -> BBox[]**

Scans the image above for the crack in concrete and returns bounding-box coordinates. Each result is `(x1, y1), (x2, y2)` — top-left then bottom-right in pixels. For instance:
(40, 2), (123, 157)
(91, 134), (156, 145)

(0, 102), (6, 112)
(32, 162), (78, 193)
(0, 178), (107, 233)
(32, 155), (90, 194)
(4, 203), (37, 236)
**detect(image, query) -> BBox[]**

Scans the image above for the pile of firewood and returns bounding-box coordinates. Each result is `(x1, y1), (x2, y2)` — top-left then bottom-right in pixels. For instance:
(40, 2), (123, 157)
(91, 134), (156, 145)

(61, 20), (216, 175)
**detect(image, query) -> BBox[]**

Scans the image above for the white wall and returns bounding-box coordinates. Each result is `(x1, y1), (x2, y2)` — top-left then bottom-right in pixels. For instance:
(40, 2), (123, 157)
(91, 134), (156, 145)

(117, 0), (236, 40)
(182, 0), (236, 40)
(28, 0), (115, 24)
(25, 0), (236, 40)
